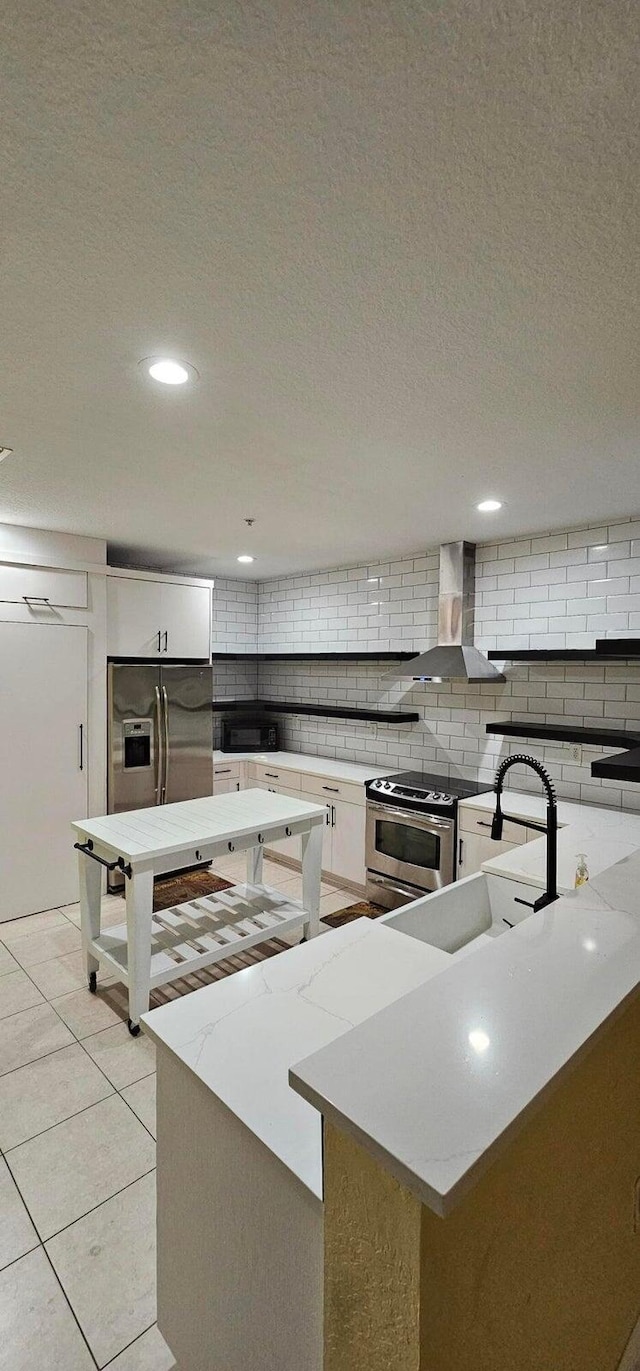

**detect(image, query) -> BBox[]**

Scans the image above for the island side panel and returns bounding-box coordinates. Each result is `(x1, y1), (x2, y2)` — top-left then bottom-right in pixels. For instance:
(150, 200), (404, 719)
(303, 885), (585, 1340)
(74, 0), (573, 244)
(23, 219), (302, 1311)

(155, 1045), (323, 1371)
(418, 988), (640, 1371)
(323, 1122), (422, 1371)
(323, 992), (640, 1371)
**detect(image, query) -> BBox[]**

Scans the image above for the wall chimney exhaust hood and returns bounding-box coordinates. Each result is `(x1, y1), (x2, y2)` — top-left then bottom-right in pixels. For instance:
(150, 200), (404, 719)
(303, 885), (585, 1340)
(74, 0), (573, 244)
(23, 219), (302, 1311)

(388, 542), (505, 684)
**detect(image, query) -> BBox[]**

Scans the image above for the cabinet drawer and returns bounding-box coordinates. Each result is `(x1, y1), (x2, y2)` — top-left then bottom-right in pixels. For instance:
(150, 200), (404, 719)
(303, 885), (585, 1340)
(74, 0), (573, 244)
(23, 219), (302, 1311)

(213, 762), (241, 781)
(250, 764), (302, 790)
(305, 775), (364, 806)
(458, 806), (526, 845)
(0, 564), (88, 609)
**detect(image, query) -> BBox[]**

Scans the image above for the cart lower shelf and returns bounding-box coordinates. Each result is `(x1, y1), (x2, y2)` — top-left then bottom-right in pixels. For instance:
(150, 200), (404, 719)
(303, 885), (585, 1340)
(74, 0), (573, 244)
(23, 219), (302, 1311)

(90, 882), (307, 991)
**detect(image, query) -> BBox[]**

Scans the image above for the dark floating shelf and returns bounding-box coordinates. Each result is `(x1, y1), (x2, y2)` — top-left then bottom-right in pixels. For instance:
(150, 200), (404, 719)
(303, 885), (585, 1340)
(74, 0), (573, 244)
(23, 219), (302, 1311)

(595, 638), (640, 657)
(211, 651), (418, 662)
(487, 649), (640, 663)
(212, 698), (419, 725)
(486, 721), (640, 750)
(591, 748), (640, 782)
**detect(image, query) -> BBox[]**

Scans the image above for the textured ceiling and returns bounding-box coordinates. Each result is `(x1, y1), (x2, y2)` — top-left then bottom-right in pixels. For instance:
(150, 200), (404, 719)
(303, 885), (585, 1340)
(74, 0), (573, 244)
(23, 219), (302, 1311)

(0, 0), (638, 577)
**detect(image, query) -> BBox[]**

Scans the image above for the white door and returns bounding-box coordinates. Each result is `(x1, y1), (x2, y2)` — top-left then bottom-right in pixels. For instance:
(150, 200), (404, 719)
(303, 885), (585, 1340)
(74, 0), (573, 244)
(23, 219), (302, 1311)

(457, 832), (518, 880)
(162, 583), (211, 660)
(0, 622), (88, 921)
(328, 798), (366, 885)
(107, 577), (166, 657)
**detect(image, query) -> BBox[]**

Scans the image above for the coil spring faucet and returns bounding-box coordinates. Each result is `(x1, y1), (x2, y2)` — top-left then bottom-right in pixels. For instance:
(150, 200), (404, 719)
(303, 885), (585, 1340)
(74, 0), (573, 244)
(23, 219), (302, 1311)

(492, 754), (559, 914)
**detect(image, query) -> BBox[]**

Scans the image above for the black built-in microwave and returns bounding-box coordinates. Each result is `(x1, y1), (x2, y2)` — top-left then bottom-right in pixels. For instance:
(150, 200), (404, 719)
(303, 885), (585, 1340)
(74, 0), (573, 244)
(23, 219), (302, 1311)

(221, 718), (279, 752)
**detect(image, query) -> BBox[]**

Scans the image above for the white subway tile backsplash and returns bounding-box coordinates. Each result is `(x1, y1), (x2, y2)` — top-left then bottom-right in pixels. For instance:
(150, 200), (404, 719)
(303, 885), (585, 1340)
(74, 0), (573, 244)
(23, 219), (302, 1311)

(206, 519), (640, 807)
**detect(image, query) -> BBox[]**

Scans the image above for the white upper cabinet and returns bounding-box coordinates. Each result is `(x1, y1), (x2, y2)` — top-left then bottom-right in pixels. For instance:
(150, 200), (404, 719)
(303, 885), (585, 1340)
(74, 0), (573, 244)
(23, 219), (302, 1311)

(107, 574), (212, 660)
(0, 563), (87, 608)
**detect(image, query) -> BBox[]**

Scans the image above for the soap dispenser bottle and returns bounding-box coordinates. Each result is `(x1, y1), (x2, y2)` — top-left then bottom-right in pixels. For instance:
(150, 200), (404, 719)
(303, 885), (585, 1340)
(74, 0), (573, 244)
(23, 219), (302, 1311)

(575, 853), (590, 888)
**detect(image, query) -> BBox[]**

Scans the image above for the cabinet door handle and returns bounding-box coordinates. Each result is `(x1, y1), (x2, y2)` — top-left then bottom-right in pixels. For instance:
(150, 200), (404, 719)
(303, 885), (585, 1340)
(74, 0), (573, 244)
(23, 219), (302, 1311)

(331, 804), (336, 827)
(325, 806), (331, 825)
(458, 837), (464, 866)
(322, 785), (339, 793)
(156, 630), (162, 653)
(476, 821), (493, 829)
(265, 772), (279, 779)
(78, 723), (84, 771)
(163, 630), (168, 653)
(216, 768), (232, 775)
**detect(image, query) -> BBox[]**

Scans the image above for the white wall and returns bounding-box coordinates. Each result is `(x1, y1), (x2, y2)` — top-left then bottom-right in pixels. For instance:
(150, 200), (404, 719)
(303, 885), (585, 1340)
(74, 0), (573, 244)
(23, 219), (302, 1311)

(226, 516), (640, 810)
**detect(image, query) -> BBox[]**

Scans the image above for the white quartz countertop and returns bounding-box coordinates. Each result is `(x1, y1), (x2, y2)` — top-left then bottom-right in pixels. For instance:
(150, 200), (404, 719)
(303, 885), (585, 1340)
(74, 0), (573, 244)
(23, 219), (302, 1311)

(290, 847), (640, 1215)
(462, 789), (640, 892)
(142, 918), (451, 1198)
(213, 749), (393, 785)
(72, 789), (326, 862)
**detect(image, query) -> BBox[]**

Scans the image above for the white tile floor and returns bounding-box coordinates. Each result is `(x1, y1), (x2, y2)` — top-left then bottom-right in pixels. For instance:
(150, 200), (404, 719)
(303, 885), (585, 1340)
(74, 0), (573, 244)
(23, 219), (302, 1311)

(0, 859), (356, 1369)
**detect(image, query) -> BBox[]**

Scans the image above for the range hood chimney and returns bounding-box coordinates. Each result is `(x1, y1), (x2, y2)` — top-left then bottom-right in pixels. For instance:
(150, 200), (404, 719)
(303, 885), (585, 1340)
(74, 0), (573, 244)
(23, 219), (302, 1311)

(389, 541), (505, 684)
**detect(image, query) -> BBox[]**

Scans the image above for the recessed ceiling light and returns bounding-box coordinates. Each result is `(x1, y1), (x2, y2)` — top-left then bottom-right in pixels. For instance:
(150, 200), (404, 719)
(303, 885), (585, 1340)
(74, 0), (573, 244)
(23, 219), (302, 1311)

(468, 1029), (490, 1053)
(477, 499), (503, 513)
(237, 555), (254, 564)
(148, 359), (189, 385)
(0, 447), (14, 462)
(139, 356), (198, 385)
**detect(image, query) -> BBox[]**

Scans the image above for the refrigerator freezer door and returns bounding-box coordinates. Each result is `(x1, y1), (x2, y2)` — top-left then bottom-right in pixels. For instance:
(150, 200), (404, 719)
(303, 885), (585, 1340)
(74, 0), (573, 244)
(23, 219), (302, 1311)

(161, 664), (213, 804)
(108, 663), (161, 814)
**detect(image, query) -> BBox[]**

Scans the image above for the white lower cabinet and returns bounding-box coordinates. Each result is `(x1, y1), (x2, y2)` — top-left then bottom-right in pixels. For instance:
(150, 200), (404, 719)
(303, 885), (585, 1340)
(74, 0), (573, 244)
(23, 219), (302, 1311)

(212, 761), (241, 795)
(457, 831), (519, 881)
(0, 620), (88, 920)
(255, 769), (366, 886)
(456, 802), (543, 880)
(327, 797), (366, 886)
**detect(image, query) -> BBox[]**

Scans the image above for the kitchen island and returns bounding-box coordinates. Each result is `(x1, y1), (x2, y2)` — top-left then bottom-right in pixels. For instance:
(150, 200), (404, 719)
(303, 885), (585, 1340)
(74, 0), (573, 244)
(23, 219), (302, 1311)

(290, 840), (640, 1371)
(73, 788), (326, 1030)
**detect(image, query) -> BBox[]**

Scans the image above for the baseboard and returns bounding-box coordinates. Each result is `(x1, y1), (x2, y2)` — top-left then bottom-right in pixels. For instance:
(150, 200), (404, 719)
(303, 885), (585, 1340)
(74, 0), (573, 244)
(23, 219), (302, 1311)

(264, 849), (366, 897)
(618, 1312), (640, 1371)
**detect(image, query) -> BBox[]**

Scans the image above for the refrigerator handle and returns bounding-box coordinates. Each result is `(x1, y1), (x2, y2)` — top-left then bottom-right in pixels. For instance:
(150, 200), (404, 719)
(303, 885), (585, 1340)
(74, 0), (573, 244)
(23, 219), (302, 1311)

(154, 685), (164, 804)
(162, 684), (170, 801)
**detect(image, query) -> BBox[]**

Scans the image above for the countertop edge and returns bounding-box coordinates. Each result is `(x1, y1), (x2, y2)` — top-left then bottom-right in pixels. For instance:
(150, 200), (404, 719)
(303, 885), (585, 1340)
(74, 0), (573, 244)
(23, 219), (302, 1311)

(290, 974), (640, 1216)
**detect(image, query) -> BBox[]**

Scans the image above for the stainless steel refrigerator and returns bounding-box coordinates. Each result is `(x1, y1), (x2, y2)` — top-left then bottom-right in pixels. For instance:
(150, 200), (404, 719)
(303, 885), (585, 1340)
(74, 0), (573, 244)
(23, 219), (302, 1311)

(107, 662), (213, 886)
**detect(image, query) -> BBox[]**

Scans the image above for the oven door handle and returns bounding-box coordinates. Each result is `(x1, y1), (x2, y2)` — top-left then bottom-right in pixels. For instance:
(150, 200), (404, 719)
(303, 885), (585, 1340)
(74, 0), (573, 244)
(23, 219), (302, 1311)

(368, 875), (426, 900)
(367, 801), (453, 830)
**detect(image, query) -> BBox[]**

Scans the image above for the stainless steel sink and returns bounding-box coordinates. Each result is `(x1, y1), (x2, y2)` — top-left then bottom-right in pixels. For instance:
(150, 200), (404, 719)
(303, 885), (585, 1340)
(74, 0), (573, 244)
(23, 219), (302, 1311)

(378, 871), (540, 954)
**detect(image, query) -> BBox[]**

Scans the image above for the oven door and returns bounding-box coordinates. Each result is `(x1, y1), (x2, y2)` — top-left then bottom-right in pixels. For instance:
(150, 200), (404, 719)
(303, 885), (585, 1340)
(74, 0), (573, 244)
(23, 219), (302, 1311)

(366, 801), (455, 896)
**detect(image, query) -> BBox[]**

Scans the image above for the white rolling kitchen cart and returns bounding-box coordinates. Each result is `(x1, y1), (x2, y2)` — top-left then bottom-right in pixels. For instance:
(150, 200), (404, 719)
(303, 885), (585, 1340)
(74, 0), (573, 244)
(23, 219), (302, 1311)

(72, 789), (325, 1033)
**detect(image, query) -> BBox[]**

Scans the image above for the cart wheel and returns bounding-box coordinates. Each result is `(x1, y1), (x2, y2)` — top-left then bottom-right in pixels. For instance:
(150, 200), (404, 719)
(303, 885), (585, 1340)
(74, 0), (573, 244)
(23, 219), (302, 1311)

(127, 1019), (141, 1037)
(88, 971), (97, 994)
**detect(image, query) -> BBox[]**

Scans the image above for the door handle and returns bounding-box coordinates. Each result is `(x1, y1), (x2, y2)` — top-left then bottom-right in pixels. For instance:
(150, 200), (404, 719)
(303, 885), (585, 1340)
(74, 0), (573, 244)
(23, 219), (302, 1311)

(369, 876), (423, 901)
(163, 630), (168, 653)
(162, 685), (170, 800)
(458, 837), (464, 866)
(78, 723), (84, 771)
(331, 804), (336, 828)
(154, 685), (164, 803)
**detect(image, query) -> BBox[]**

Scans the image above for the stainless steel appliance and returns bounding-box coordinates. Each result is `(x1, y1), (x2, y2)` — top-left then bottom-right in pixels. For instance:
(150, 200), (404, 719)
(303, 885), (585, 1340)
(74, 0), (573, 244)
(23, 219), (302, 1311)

(221, 717), (279, 753)
(365, 770), (486, 909)
(385, 542), (505, 684)
(108, 662), (214, 888)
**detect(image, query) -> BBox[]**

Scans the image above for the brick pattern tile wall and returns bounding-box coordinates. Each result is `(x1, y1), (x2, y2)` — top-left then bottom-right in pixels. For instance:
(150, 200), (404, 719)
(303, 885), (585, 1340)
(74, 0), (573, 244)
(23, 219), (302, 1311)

(215, 519), (640, 809)
(211, 578), (258, 746)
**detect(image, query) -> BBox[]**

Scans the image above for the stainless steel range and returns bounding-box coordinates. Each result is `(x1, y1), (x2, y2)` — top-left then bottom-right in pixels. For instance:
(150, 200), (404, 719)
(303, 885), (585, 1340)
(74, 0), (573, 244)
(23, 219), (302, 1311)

(365, 770), (486, 909)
